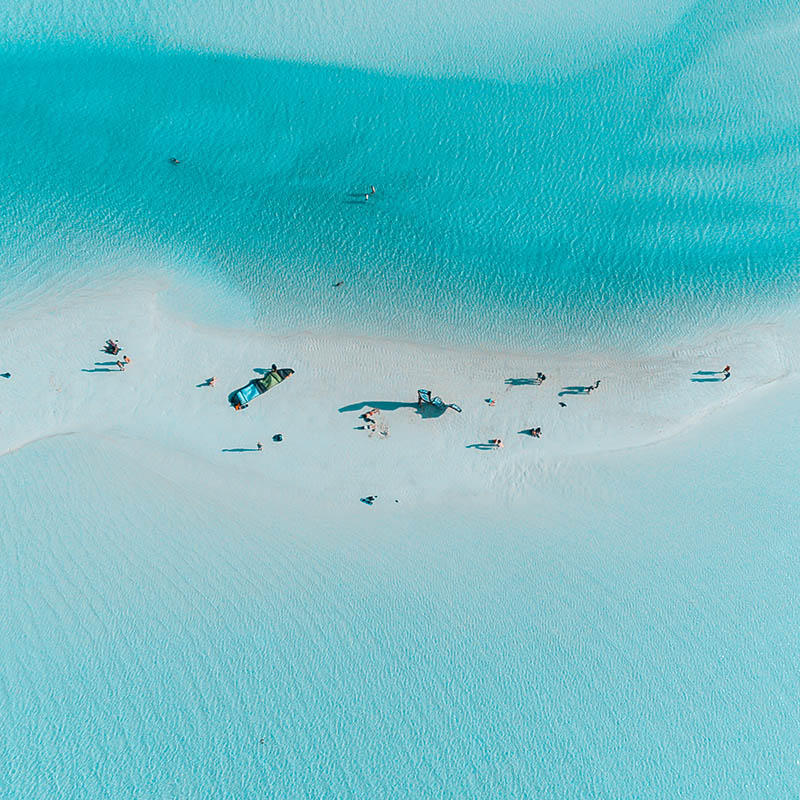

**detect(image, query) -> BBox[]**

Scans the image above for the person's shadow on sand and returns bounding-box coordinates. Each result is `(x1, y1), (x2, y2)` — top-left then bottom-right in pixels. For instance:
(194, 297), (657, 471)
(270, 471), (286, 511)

(466, 443), (497, 450)
(82, 367), (114, 372)
(558, 386), (591, 396)
(221, 447), (260, 453)
(691, 371), (727, 382)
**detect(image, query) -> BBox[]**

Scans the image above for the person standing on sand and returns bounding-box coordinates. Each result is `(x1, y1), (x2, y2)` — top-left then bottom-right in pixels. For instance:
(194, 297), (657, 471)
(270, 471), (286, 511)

(257, 442), (263, 451)
(489, 438), (503, 448)
(123, 355), (131, 365)
(722, 365), (731, 380)
(116, 360), (125, 371)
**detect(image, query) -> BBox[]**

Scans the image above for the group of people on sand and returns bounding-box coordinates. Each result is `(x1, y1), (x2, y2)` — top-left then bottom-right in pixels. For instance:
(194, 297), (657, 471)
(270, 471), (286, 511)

(105, 339), (131, 371)
(359, 408), (388, 437)
(483, 372), (603, 449)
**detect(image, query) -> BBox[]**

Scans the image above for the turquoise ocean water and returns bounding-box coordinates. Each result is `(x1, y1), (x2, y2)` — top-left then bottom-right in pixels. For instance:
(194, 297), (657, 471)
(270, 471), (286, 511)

(2, 385), (800, 797)
(1, 0), (799, 349)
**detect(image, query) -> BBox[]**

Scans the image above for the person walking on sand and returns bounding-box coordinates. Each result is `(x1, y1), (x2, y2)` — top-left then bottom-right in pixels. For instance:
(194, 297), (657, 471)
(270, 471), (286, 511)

(257, 441), (263, 451)
(537, 372), (546, 384)
(527, 427), (541, 437)
(588, 379), (601, 393)
(489, 438), (503, 448)
(116, 360), (125, 371)
(722, 365), (731, 380)
(208, 377), (216, 387)
(123, 355), (131, 365)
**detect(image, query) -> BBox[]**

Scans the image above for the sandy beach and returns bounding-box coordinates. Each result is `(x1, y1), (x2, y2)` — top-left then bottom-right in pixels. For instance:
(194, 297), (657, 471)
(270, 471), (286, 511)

(2, 275), (797, 513)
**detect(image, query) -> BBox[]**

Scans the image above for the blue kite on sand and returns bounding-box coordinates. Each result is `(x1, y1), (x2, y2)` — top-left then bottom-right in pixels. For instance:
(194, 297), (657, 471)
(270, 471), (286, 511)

(229, 366), (294, 410)
(417, 388), (462, 414)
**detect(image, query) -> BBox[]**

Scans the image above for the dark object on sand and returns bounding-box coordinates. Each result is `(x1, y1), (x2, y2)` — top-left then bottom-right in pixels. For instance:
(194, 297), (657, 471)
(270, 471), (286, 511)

(559, 401), (567, 407)
(417, 388), (462, 414)
(229, 367), (294, 410)
(272, 433), (283, 442)
(0, 372), (10, 379)
(361, 495), (378, 505)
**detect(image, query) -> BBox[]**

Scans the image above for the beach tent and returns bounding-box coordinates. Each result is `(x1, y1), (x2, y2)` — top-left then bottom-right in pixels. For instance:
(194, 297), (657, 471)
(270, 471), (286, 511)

(229, 368), (294, 410)
(418, 388), (462, 414)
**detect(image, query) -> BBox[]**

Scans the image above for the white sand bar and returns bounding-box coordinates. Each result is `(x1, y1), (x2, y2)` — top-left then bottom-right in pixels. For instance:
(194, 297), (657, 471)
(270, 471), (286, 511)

(1, 276), (797, 510)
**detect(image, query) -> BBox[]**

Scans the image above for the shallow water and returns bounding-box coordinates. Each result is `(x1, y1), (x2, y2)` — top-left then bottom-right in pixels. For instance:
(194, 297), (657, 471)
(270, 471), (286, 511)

(2, 1), (800, 349)
(2, 382), (799, 798)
